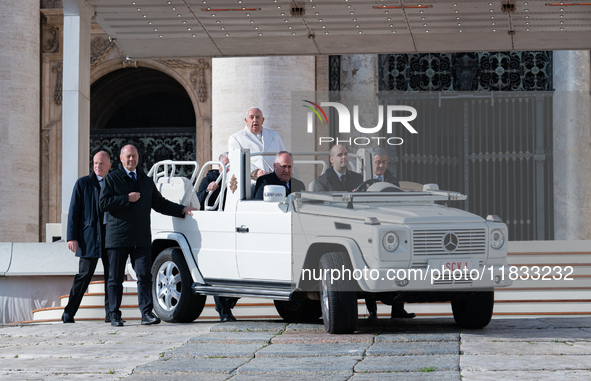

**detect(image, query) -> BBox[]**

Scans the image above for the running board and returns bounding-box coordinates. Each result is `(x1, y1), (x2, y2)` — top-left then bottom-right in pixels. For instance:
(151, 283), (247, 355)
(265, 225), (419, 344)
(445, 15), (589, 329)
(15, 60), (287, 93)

(192, 283), (293, 301)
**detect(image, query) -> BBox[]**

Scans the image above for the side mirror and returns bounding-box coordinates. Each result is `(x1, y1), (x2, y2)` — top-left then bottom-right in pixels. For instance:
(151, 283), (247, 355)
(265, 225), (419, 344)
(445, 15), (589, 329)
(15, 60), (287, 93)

(263, 185), (286, 202)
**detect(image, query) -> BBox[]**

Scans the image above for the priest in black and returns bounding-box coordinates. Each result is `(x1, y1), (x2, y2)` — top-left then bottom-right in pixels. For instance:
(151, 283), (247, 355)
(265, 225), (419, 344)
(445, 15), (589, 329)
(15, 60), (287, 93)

(253, 151), (305, 200)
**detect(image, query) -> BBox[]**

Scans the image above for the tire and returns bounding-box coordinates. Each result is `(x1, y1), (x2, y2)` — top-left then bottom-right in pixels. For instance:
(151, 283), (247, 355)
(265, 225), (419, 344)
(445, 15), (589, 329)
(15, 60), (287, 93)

(151, 247), (206, 323)
(274, 297), (322, 323)
(319, 252), (358, 334)
(451, 291), (494, 329)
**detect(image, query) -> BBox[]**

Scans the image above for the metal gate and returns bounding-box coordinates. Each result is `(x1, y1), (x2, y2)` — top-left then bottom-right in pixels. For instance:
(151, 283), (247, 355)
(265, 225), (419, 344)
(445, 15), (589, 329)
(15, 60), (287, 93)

(89, 127), (196, 177)
(380, 92), (553, 241)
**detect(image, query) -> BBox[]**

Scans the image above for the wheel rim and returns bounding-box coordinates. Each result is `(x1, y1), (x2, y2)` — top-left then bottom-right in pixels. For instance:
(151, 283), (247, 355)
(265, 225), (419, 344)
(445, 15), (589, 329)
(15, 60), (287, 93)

(155, 260), (182, 312)
(321, 277), (330, 321)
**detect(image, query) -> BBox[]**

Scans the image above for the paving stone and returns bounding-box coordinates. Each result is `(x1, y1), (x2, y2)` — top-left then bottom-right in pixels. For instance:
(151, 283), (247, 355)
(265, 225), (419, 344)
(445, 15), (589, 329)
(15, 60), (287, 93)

(210, 321), (286, 333)
(376, 332), (460, 343)
(133, 357), (249, 375)
(187, 331), (275, 344)
(461, 340), (591, 356)
(285, 323), (325, 332)
(482, 318), (555, 331)
(460, 370), (591, 380)
(256, 343), (369, 357)
(271, 330), (374, 344)
(165, 342), (263, 358)
(126, 374), (228, 381)
(236, 356), (360, 375)
(461, 328), (591, 343)
(534, 317), (591, 329)
(461, 355), (591, 371)
(351, 371), (461, 380)
(230, 374), (350, 381)
(383, 318), (459, 329)
(355, 355), (460, 373)
(367, 341), (460, 356)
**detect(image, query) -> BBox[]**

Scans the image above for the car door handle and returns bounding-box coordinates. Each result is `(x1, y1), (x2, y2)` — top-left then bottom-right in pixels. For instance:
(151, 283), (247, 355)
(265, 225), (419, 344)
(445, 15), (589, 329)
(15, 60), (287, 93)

(236, 226), (249, 233)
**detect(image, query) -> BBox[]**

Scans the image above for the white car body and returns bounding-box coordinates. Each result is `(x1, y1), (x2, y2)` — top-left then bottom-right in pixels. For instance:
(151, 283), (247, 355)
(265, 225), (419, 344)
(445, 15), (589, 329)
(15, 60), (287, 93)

(149, 149), (511, 333)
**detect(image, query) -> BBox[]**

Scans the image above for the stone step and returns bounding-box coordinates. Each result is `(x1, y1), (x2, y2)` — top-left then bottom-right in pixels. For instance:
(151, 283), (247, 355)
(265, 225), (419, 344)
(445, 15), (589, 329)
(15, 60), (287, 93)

(86, 280), (137, 294)
(32, 305), (142, 323)
(60, 293), (139, 307)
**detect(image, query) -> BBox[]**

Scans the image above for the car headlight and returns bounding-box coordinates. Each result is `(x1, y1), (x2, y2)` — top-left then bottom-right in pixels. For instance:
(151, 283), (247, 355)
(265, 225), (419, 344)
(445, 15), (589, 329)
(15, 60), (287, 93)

(382, 231), (399, 252)
(490, 229), (505, 249)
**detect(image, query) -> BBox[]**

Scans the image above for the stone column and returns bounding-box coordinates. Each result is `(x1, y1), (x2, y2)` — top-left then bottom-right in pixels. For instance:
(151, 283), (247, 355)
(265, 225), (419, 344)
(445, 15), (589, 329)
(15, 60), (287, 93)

(553, 50), (591, 240)
(61, 0), (93, 238)
(339, 55), (379, 142)
(0, 0), (40, 242)
(211, 56), (316, 156)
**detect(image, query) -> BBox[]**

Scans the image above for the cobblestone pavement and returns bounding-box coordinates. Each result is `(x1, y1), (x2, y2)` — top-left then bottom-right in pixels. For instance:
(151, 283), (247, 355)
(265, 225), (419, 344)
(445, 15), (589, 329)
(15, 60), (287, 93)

(2, 317), (591, 380)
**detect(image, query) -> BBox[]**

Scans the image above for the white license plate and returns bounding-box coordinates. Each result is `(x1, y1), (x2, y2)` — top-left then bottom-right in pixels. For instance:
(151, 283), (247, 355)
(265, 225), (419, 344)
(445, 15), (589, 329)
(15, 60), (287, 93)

(428, 259), (479, 272)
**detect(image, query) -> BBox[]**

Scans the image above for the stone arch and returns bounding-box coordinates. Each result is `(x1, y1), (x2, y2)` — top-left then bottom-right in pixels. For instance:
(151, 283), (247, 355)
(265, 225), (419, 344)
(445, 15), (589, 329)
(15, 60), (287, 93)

(91, 66), (196, 130)
(90, 59), (205, 122)
(89, 58), (211, 167)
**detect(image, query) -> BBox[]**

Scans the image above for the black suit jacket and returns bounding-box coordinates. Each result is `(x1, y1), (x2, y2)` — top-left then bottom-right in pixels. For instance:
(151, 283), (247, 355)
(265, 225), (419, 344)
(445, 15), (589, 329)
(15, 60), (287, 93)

(197, 169), (221, 210)
(99, 167), (185, 248)
(380, 169), (400, 187)
(312, 167), (363, 192)
(253, 172), (306, 200)
(67, 171), (103, 259)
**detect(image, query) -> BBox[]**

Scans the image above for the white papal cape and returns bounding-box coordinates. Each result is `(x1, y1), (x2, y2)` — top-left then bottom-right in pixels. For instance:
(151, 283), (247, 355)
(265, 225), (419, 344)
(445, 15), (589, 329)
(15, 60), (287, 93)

(228, 126), (285, 173)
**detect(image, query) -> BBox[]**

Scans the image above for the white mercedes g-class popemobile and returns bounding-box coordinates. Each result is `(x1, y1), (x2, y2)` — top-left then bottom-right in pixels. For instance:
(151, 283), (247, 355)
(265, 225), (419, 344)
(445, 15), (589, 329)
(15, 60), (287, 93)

(149, 148), (511, 334)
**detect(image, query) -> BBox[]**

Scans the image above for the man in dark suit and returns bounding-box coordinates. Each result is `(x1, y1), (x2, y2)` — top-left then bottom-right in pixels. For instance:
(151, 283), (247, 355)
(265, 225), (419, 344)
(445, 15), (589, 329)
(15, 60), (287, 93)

(372, 148), (400, 186)
(99, 144), (198, 327)
(312, 144), (363, 192)
(253, 151), (306, 200)
(63, 150), (112, 323)
(365, 148), (414, 320)
(197, 152), (229, 210)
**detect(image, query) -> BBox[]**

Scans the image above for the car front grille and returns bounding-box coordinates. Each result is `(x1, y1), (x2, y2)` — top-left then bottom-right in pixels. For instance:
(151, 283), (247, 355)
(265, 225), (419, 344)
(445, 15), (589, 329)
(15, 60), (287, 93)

(412, 228), (487, 257)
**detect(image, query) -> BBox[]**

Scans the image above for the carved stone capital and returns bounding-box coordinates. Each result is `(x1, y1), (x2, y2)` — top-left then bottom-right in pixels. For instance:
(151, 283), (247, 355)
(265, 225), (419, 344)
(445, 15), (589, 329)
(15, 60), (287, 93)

(91, 37), (115, 69)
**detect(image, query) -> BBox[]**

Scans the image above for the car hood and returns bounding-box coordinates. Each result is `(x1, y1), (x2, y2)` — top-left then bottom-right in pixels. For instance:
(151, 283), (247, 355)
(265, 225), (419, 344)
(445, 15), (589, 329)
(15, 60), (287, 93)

(297, 202), (485, 225)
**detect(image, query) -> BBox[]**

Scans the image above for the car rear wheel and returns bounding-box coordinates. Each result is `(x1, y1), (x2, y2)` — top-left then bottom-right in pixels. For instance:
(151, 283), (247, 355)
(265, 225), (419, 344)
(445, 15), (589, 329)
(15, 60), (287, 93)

(152, 247), (206, 323)
(451, 291), (494, 329)
(319, 252), (358, 334)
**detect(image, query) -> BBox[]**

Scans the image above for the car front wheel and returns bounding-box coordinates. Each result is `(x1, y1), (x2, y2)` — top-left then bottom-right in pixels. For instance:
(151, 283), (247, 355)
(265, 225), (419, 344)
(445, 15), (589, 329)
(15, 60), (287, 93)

(451, 291), (494, 329)
(319, 252), (358, 334)
(151, 247), (206, 323)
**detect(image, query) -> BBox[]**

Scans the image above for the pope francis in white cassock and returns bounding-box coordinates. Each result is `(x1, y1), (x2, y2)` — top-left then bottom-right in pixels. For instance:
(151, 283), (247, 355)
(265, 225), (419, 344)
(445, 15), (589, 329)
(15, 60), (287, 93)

(228, 107), (285, 178)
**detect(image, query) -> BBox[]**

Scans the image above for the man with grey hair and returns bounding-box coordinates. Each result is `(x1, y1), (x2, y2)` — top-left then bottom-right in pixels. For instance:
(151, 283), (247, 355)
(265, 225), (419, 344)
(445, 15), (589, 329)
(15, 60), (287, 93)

(372, 147), (400, 186)
(253, 151), (306, 200)
(63, 150), (112, 323)
(100, 144), (198, 327)
(228, 107), (285, 179)
(197, 152), (229, 210)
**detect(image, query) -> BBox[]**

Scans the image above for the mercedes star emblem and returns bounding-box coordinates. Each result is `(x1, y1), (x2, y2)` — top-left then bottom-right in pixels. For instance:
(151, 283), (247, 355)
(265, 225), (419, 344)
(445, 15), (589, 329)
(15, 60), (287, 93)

(443, 232), (459, 251)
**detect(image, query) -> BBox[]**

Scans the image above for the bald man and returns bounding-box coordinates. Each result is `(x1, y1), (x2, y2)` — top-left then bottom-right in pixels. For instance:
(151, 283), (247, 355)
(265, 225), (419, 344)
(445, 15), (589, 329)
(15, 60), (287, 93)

(100, 144), (197, 326)
(312, 144), (363, 192)
(63, 151), (112, 323)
